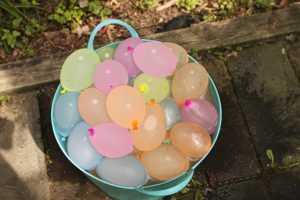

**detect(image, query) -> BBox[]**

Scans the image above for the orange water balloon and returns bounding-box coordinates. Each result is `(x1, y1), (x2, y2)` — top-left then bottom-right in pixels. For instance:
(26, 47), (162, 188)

(78, 88), (111, 126)
(172, 63), (209, 103)
(170, 122), (211, 160)
(131, 103), (167, 151)
(141, 144), (189, 181)
(106, 85), (146, 129)
(164, 42), (189, 69)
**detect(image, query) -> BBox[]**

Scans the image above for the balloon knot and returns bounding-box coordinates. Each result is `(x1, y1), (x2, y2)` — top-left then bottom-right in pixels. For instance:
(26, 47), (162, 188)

(184, 100), (192, 106)
(109, 84), (113, 88)
(132, 120), (139, 130)
(88, 128), (95, 136)
(60, 88), (68, 94)
(150, 99), (156, 104)
(127, 46), (134, 51)
(139, 83), (149, 93)
(178, 102), (184, 108)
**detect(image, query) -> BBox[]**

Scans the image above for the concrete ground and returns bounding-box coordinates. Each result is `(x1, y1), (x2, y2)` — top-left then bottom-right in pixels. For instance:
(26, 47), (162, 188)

(0, 34), (299, 200)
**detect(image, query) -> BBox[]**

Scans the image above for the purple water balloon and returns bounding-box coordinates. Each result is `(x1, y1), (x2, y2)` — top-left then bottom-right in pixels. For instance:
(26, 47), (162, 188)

(114, 38), (143, 76)
(181, 99), (219, 134)
(93, 60), (128, 94)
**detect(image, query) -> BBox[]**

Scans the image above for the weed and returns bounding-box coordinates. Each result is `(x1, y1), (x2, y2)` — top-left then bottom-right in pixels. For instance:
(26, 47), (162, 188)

(177, 0), (203, 12)
(136, 0), (158, 11)
(0, 95), (11, 105)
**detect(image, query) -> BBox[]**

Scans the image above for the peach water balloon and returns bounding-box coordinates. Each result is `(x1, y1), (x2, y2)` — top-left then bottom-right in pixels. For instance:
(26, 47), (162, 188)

(96, 46), (115, 61)
(131, 103), (167, 151)
(164, 42), (189, 69)
(114, 38), (143, 76)
(172, 63), (209, 103)
(159, 97), (180, 130)
(96, 155), (148, 187)
(88, 123), (133, 158)
(181, 99), (219, 134)
(170, 122), (211, 160)
(54, 92), (81, 136)
(141, 144), (189, 181)
(60, 48), (100, 91)
(106, 86), (146, 129)
(133, 73), (170, 103)
(78, 88), (111, 126)
(67, 121), (103, 170)
(133, 42), (177, 77)
(93, 60), (128, 94)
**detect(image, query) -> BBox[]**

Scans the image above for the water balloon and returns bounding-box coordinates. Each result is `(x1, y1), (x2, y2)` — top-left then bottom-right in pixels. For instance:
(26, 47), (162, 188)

(141, 144), (189, 181)
(114, 38), (143, 76)
(96, 155), (148, 187)
(133, 42), (176, 77)
(78, 88), (111, 126)
(131, 103), (167, 151)
(67, 121), (103, 170)
(60, 48), (100, 91)
(170, 122), (211, 160)
(172, 63), (209, 103)
(106, 85), (146, 129)
(159, 97), (181, 130)
(89, 123), (133, 158)
(133, 73), (170, 103)
(181, 99), (219, 134)
(54, 92), (81, 136)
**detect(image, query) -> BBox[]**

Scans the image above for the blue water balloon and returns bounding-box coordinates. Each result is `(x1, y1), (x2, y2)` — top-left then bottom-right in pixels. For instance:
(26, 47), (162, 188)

(96, 155), (148, 187)
(67, 121), (103, 170)
(54, 92), (81, 136)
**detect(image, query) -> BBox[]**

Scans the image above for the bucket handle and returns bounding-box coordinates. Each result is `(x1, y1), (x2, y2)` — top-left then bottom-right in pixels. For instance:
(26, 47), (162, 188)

(88, 19), (139, 51)
(136, 170), (194, 197)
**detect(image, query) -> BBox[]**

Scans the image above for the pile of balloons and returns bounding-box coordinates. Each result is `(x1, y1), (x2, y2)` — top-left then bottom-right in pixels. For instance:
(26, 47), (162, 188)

(55, 38), (219, 187)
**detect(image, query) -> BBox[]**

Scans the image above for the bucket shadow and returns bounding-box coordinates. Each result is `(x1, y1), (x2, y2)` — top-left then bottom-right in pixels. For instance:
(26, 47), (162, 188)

(0, 117), (35, 199)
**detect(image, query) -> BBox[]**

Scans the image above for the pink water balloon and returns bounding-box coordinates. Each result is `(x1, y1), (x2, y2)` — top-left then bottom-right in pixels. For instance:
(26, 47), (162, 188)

(88, 123), (133, 158)
(181, 99), (219, 134)
(93, 60), (128, 94)
(114, 38), (143, 76)
(133, 42), (177, 77)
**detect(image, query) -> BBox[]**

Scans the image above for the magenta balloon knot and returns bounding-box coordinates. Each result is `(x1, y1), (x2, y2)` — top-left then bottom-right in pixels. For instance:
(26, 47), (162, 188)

(109, 84), (114, 88)
(184, 100), (192, 106)
(127, 46), (134, 51)
(88, 128), (95, 136)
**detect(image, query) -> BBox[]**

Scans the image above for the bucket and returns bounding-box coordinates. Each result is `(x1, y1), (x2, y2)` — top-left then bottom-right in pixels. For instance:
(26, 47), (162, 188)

(51, 19), (222, 200)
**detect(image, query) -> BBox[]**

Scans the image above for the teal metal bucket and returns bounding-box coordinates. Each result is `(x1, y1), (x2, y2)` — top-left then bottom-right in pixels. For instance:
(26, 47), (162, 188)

(51, 19), (222, 200)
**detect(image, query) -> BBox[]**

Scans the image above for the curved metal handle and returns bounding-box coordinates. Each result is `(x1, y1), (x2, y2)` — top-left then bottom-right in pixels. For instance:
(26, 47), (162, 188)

(136, 170), (194, 197)
(88, 19), (139, 50)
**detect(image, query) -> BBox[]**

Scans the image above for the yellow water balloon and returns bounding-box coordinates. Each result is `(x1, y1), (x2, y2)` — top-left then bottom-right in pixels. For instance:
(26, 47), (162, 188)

(131, 103), (167, 151)
(172, 63), (209, 103)
(134, 73), (170, 103)
(60, 48), (100, 91)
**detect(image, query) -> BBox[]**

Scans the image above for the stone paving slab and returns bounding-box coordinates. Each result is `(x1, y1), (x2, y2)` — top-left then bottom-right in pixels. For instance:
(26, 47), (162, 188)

(195, 55), (260, 183)
(287, 39), (300, 81)
(37, 86), (110, 200)
(0, 92), (50, 199)
(208, 178), (271, 200)
(268, 167), (300, 200)
(226, 42), (300, 169)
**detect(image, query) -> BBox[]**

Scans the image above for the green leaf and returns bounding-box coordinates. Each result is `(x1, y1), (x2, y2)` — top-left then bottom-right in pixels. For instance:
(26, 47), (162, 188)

(12, 30), (20, 37)
(180, 187), (190, 194)
(266, 149), (275, 168)
(12, 17), (23, 27)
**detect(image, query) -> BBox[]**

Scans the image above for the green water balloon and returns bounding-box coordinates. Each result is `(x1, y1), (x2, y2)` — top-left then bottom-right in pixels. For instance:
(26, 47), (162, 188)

(96, 47), (116, 61)
(60, 48), (100, 92)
